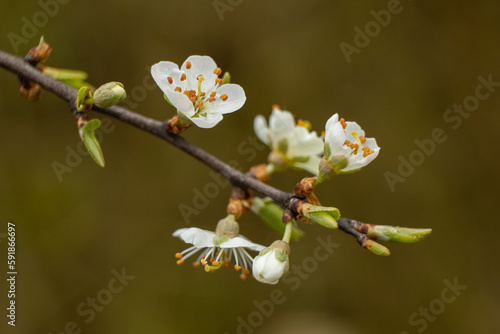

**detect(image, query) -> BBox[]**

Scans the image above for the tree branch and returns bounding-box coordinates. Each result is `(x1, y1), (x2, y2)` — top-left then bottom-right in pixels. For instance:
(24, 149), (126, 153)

(0, 49), (290, 204)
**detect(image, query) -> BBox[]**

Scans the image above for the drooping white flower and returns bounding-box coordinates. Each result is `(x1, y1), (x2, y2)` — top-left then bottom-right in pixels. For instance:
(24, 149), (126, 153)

(151, 55), (246, 128)
(254, 106), (324, 174)
(173, 215), (264, 280)
(252, 240), (290, 285)
(321, 113), (380, 175)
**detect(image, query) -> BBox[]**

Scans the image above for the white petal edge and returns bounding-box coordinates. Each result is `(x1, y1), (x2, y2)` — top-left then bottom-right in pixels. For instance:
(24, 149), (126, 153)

(189, 112), (224, 129)
(210, 84), (246, 115)
(254, 115), (270, 146)
(220, 236), (265, 252)
(172, 227), (215, 248)
(181, 55), (218, 93)
(151, 61), (182, 94)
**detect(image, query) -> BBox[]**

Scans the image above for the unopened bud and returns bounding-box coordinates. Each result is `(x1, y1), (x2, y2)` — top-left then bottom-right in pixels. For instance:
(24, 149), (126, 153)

(93, 82), (126, 108)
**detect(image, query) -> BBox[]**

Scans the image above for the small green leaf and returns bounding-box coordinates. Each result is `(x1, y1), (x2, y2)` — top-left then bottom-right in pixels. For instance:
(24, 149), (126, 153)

(80, 119), (105, 167)
(43, 66), (88, 81)
(76, 87), (93, 112)
(373, 226), (433, 243)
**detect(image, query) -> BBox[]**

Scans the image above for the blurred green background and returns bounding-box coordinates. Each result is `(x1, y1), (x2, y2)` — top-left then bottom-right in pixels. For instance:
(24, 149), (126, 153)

(1, 0), (499, 333)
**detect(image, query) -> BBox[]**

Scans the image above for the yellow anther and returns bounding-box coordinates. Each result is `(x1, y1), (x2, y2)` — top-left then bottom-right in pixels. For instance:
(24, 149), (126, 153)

(234, 265), (241, 271)
(193, 262), (201, 268)
(360, 136), (366, 143)
(220, 94), (228, 101)
(216, 78), (223, 85)
(363, 150), (374, 157)
(180, 73), (186, 81)
(239, 274), (248, 281)
(175, 253), (183, 259)
(196, 102), (204, 109)
(176, 259), (184, 265)
(186, 61), (192, 69)
(212, 261), (220, 266)
(272, 104), (281, 110)
(340, 118), (347, 129)
(174, 86), (182, 93)
(214, 67), (222, 75)
(243, 268), (250, 275)
(167, 77), (173, 84)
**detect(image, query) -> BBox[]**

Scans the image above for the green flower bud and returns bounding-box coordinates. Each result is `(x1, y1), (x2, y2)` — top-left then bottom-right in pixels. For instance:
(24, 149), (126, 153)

(93, 82), (126, 108)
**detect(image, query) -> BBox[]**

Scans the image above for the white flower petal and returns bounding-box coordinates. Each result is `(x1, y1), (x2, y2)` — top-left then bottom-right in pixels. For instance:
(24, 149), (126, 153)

(254, 115), (270, 145)
(172, 227), (215, 248)
(326, 121), (351, 157)
(294, 155), (322, 174)
(252, 250), (287, 285)
(343, 137), (380, 172)
(220, 236), (265, 252)
(164, 91), (196, 117)
(269, 109), (295, 138)
(210, 84), (246, 115)
(287, 127), (324, 157)
(151, 61), (182, 94)
(181, 55), (218, 93)
(189, 112), (223, 129)
(344, 121), (365, 142)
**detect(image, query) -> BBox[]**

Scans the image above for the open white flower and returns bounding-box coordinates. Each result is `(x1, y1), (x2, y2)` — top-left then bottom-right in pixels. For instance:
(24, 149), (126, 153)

(173, 215), (264, 280)
(322, 113), (380, 174)
(252, 240), (290, 285)
(254, 106), (324, 174)
(151, 55), (246, 128)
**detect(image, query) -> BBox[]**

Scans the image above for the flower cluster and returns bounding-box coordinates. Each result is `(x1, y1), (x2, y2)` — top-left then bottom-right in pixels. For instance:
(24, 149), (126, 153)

(164, 55), (430, 285)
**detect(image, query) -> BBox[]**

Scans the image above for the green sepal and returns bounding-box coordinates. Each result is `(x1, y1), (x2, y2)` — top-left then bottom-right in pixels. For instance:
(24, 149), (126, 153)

(222, 72), (231, 84)
(79, 119), (105, 167)
(163, 93), (173, 107)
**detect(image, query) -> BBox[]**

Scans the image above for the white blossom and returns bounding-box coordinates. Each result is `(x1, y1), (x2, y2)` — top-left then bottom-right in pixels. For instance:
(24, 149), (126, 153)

(151, 55), (246, 128)
(173, 216), (264, 280)
(323, 113), (380, 173)
(254, 107), (323, 174)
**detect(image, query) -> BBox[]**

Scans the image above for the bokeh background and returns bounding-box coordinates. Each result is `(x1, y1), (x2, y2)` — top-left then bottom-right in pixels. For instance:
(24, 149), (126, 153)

(1, 1), (499, 333)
